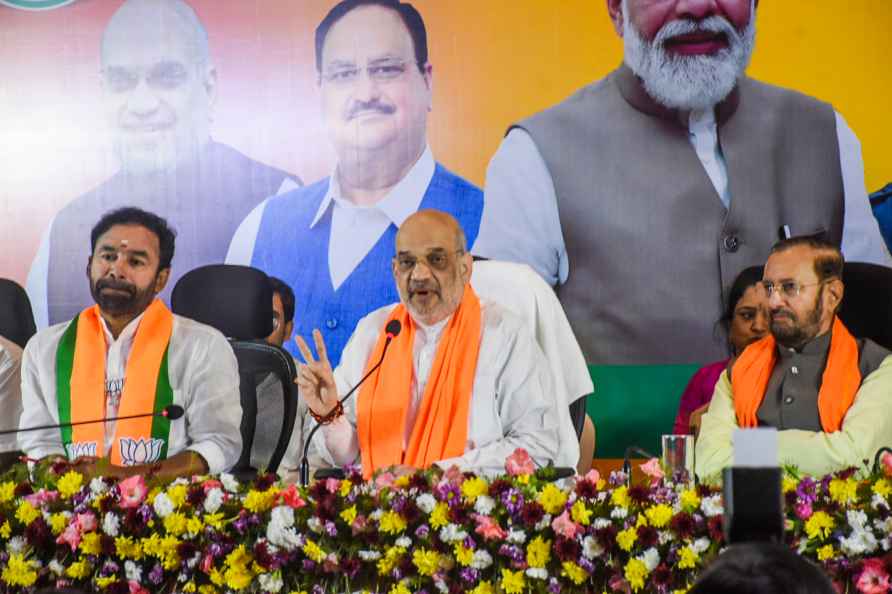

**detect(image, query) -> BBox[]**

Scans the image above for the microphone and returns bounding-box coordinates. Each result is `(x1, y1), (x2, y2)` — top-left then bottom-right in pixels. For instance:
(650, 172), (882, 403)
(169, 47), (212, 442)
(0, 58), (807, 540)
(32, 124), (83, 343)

(873, 447), (892, 474)
(622, 445), (656, 486)
(299, 319), (402, 486)
(0, 404), (185, 436)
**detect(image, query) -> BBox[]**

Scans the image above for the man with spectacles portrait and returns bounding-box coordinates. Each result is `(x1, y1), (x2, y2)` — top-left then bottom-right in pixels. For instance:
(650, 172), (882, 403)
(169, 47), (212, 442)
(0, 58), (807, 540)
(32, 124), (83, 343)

(226, 0), (483, 368)
(27, 0), (300, 329)
(695, 236), (892, 480)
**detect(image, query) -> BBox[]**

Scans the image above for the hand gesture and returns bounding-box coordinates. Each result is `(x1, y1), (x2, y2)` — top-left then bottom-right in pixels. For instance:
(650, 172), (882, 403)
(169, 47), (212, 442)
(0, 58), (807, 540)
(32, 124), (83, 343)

(294, 329), (340, 417)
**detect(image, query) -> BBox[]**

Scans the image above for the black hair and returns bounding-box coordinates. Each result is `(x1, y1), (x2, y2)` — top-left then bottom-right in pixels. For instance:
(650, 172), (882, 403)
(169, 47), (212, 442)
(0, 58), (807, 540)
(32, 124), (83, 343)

(718, 265), (764, 333)
(770, 236), (844, 283)
(315, 0), (428, 74)
(90, 207), (176, 271)
(689, 542), (835, 594)
(268, 276), (295, 324)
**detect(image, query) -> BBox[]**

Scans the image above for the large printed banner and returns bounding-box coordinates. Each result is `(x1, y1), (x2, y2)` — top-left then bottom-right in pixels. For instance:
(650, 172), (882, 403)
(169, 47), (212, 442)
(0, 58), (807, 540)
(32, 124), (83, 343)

(1, 0), (890, 335)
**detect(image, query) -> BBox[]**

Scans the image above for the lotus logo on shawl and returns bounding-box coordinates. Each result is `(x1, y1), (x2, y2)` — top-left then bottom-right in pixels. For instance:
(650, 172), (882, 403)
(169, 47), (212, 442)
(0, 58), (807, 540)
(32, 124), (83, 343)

(65, 441), (97, 460)
(0, 0), (78, 10)
(119, 438), (165, 466)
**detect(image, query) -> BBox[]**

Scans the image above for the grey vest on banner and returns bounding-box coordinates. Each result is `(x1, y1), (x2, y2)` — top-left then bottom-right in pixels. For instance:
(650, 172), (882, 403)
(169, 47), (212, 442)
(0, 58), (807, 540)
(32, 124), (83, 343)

(516, 65), (843, 365)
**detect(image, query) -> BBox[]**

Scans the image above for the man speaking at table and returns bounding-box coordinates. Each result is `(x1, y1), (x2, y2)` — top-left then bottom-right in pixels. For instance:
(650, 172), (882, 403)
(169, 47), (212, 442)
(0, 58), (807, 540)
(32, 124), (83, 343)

(295, 210), (575, 478)
(19, 207), (242, 480)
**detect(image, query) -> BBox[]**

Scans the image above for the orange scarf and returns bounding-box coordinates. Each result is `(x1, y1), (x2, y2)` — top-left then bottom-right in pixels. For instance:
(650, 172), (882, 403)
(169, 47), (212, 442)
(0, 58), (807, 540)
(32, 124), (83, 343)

(67, 299), (173, 465)
(732, 317), (861, 433)
(357, 284), (482, 479)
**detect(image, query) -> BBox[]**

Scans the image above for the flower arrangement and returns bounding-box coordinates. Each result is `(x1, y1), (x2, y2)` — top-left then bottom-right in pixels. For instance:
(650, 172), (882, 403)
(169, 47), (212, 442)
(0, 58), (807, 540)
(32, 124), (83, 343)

(1, 450), (891, 593)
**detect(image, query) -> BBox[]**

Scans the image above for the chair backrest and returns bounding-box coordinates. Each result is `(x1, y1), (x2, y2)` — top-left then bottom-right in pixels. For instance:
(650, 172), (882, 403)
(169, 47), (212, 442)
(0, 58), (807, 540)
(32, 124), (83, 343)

(171, 264), (297, 475)
(470, 260), (591, 465)
(0, 278), (37, 348)
(838, 262), (892, 351)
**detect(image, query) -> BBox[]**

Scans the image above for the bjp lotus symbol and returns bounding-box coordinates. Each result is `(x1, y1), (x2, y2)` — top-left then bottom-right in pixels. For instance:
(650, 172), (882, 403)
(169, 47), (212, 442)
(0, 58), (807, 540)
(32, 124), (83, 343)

(118, 437), (165, 466)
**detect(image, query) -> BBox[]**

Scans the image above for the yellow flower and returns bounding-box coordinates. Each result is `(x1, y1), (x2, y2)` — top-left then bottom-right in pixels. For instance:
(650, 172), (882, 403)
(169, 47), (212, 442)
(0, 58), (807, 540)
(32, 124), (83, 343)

(377, 546), (405, 576)
(164, 512), (188, 536)
(56, 470), (84, 498)
(65, 560), (92, 580)
(340, 505), (358, 525)
(430, 502), (449, 529)
(538, 483), (568, 515)
(625, 558), (649, 592)
(204, 513), (225, 530)
(186, 516), (204, 535)
(645, 504), (674, 529)
(244, 489), (277, 514)
(0, 481), (15, 503)
(499, 568), (525, 594)
(562, 561), (588, 585)
(15, 501), (39, 525)
(224, 545), (254, 590)
(116, 536), (143, 559)
(617, 527), (638, 552)
(805, 511), (835, 542)
(49, 512), (68, 535)
(679, 489), (701, 512)
(817, 544), (835, 561)
(395, 475), (411, 488)
(611, 485), (631, 509)
(677, 546), (699, 570)
(461, 477), (489, 503)
(571, 500), (592, 526)
(1, 554), (39, 587)
(182, 582), (196, 593)
(454, 543), (474, 567)
(380, 510), (407, 534)
(828, 478), (858, 505)
(873, 479), (892, 498)
(468, 581), (495, 594)
(412, 548), (441, 576)
(526, 535), (552, 568)
(167, 483), (188, 508)
(209, 568), (225, 586)
(199, 586), (219, 594)
(339, 479), (353, 497)
(635, 513), (648, 528)
(80, 532), (102, 555)
(95, 576), (117, 589)
(782, 475), (799, 494)
(0, 521), (10, 538)
(302, 539), (326, 563)
(389, 583), (411, 594)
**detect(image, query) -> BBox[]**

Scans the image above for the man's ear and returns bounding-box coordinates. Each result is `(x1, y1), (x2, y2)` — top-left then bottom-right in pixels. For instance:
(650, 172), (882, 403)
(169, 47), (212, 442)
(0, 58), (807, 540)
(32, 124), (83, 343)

(422, 62), (433, 110)
(284, 320), (295, 342)
(826, 278), (844, 314)
(460, 252), (473, 284)
(85, 254), (93, 281)
(203, 64), (218, 107)
(154, 268), (171, 294)
(606, 0), (625, 37)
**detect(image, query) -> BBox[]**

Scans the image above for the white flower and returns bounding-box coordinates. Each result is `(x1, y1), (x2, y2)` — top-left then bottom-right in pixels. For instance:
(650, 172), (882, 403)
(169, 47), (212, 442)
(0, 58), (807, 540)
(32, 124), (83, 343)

(220, 473), (240, 493)
(871, 494), (889, 510)
(535, 514), (552, 531)
(125, 560), (142, 582)
(415, 493), (437, 514)
(49, 560), (65, 576)
(692, 537), (711, 553)
(471, 549), (493, 569)
(610, 507), (628, 519)
(658, 530), (673, 545)
(395, 536), (412, 548)
(359, 550), (382, 561)
(102, 512), (120, 537)
(507, 528), (527, 544)
(153, 492), (174, 518)
(434, 579), (449, 594)
(592, 518), (611, 530)
(639, 547), (660, 572)
(701, 495), (723, 517)
(204, 488), (225, 514)
(848, 509), (870, 529)
(369, 509), (384, 521)
(438, 524), (468, 543)
(271, 506), (295, 528)
(90, 478), (108, 496)
(526, 567), (549, 580)
(840, 530), (879, 556)
(596, 491), (608, 503)
(6, 536), (26, 554)
(307, 517), (323, 534)
(258, 572), (284, 593)
(582, 535), (604, 559)
(474, 495), (496, 516)
(267, 507), (302, 551)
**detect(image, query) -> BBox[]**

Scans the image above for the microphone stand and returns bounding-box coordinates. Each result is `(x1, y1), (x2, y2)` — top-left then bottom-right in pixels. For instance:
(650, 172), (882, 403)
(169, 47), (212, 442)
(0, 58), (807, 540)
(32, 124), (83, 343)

(0, 406), (183, 436)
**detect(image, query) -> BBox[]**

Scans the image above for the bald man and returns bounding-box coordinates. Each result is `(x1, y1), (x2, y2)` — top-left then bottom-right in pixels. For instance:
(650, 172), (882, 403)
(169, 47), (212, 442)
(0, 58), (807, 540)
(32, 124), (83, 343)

(27, 0), (300, 328)
(296, 210), (575, 477)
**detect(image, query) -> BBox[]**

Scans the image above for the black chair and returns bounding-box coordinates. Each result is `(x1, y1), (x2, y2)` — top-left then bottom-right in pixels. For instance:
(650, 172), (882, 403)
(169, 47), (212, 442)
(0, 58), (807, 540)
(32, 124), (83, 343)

(171, 264), (297, 478)
(838, 262), (892, 351)
(0, 278), (37, 349)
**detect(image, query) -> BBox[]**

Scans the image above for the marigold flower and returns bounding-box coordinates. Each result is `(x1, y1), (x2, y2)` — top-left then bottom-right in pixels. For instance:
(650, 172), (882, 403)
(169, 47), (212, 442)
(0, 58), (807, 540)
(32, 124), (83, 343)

(1, 553), (39, 587)
(817, 544), (835, 561)
(430, 502), (449, 529)
(526, 535), (552, 568)
(537, 483), (568, 515)
(561, 560), (588, 585)
(57, 471), (84, 499)
(79, 532), (102, 555)
(499, 568), (526, 594)
(412, 548), (441, 576)
(454, 542), (474, 566)
(645, 504), (674, 529)
(379, 510), (407, 534)
(828, 478), (859, 505)
(679, 488), (701, 512)
(571, 500), (592, 526)
(804, 511), (835, 541)
(625, 558), (649, 592)
(611, 485), (631, 509)
(461, 477), (489, 504)
(617, 527), (638, 552)
(676, 546), (699, 569)
(0, 481), (15, 503)
(468, 581), (495, 594)
(65, 559), (92, 580)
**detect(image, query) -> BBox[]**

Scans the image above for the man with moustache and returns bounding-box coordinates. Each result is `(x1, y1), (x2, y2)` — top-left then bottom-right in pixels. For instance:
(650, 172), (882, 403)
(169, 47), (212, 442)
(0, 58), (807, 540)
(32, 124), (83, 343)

(695, 237), (892, 480)
(227, 0), (483, 368)
(295, 210), (574, 478)
(19, 207), (242, 480)
(474, 0), (890, 366)
(27, 0), (298, 328)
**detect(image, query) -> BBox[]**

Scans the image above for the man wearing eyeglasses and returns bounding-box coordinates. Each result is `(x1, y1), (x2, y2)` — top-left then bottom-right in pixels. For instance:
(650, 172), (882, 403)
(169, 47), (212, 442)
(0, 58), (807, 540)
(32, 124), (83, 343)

(226, 0), (483, 368)
(695, 237), (892, 480)
(295, 210), (573, 478)
(27, 0), (299, 329)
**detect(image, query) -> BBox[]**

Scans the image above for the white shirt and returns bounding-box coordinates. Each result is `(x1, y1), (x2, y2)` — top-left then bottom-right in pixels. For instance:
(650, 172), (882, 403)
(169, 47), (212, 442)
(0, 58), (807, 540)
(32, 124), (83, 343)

(0, 335), (23, 453)
(313, 299), (576, 476)
(18, 313), (243, 474)
(226, 146), (436, 291)
(475, 112), (891, 287)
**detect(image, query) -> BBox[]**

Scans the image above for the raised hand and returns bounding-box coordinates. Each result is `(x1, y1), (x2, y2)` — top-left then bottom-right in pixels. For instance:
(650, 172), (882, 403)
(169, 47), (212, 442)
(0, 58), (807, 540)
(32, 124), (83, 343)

(294, 329), (340, 417)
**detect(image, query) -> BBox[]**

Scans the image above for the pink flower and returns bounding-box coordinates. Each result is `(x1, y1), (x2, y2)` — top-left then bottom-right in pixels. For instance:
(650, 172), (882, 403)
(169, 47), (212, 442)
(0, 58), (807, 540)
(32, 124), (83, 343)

(794, 502), (813, 520)
(25, 488), (59, 507)
(374, 472), (396, 489)
(200, 553), (214, 573)
(444, 465), (464, 485)
(201, 479), (223, 492)
(551, 510), (580, 539)
(583, 468), (601, 484)
(279, 484), (306, 509)
(505, 448), (535, 476)
(129, 581), (150, 594)
(639, 458), (664, 481)
(117, 475), (148, 509)
(76, 512), (97, 532)
(56, 522), (82, 551)
(882, 452), (892, 477)
(325, 478), (341, 494)
(608, 573), (632, 593)
(474, 514), (507, 541)
(856, 558), (890, 594)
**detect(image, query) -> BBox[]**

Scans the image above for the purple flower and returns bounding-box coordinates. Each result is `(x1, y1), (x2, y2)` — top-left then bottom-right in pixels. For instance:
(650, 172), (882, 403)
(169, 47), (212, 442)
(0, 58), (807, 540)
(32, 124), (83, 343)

(795, 502), (813, 520)
(303, 559), (317, 572)
(436, 482), (462, 507)
(796, 477), (818, 504)
(460, 567), (479, 583)
(416, 524), (430, 539)
(148, 563), (164, 585)
(391, 495), (408, 513)
(324, 521), (338, 536)
(312, 585), (326, 594)
(100, 560), (120, 577)
(498, 543), (526, 567)
(547, 577), (562, 593)
(501, 488), (525, 515)
(579, 557), (595, 574)
(608, 471), (628, 487)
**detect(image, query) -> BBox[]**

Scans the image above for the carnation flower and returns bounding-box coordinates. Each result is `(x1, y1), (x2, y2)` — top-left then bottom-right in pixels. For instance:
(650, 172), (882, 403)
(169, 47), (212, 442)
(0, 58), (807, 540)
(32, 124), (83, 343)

(117, 475), (148, 509)
(856, 558), (891, 594)
(505, 448), (535, 476)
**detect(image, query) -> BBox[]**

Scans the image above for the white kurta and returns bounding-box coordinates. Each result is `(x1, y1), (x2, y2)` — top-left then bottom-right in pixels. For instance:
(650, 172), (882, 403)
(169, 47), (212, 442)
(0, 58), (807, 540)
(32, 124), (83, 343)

(313, 299), (575, 476)
(0, 335), (23, 453)
(18, 313), (243, 474)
